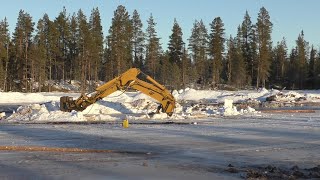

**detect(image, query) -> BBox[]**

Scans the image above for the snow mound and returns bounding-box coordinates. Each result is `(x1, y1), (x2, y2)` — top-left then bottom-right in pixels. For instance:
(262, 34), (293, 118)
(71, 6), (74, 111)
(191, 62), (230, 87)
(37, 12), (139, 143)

(5, 88), (320, 123)
(266, 91), (305, 102)
(175, 88), (221, 102)
(7, 102), (86, 122)
(221, 99), (239, 116)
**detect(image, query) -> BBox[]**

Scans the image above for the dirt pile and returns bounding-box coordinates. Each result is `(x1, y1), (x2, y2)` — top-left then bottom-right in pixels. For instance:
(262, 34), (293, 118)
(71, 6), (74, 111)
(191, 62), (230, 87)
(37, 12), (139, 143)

(226, 164), (320, 179)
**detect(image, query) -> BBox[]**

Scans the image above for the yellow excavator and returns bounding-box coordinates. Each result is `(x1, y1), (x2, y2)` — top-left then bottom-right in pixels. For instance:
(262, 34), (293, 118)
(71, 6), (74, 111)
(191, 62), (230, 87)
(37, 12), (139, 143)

(60, 68), (176, 116)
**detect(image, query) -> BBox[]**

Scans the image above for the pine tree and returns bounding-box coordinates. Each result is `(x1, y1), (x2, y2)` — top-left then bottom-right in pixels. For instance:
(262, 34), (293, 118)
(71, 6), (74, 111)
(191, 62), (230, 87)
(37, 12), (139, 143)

(295, 30), (309, 89)
(188, 20), (209, 87)
(32, 17), (47, 92)
(145, 14), (161, 78)
(250, 27), (258, 86)
(209, 17), (225, 86)
(12, 10), (35, 92)
(54, 7), (70, 81)
(226, 36), (233, 84)
(309, 46), (317, 88)
(287, 48), (298, 89)
(103, 37), (112, 81)
(89, 7), (104, 82)
(77, 9), (92, 92)
(41, 14), (53, 91)
(314, 51), (320, 89)
(0, 59), (3, 91)
(68, 13), (78, 81)
(43, 14), (59, 83)
(256, 7), (273, 88)
(131, 9), (145, 69)
(108, 5), (132, 76)
(0, 17), (10, 91)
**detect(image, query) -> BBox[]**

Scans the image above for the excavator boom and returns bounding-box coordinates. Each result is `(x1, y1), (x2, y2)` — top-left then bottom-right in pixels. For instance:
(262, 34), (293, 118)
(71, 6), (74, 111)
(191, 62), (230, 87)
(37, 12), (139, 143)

(60, 68), (175, 116)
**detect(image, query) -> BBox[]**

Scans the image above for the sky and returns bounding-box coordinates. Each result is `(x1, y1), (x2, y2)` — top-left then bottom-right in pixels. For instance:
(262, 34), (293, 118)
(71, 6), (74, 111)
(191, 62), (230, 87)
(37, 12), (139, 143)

(1, 0), (320, 50)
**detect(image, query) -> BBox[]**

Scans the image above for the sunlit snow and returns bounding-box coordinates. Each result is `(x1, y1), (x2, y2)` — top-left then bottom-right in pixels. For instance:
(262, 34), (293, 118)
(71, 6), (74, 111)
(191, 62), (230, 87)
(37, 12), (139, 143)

(1, 87), (320, 122)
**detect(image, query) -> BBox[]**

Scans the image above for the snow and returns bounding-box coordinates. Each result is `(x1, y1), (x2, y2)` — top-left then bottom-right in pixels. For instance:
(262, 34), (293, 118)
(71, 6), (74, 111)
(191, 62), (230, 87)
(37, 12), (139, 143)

(1, 88), (320, 123)
(221, 99), (240, 116)
(0, 112), (5, 118)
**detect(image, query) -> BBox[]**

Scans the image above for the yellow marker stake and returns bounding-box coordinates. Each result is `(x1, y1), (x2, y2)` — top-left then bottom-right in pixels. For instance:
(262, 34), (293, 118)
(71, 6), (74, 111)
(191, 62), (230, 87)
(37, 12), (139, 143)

(122, 119), (129, 128)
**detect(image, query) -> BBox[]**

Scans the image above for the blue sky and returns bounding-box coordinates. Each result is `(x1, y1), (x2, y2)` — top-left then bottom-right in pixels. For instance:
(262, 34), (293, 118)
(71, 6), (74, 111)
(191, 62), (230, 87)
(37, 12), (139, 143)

(1, 0), (319, 50)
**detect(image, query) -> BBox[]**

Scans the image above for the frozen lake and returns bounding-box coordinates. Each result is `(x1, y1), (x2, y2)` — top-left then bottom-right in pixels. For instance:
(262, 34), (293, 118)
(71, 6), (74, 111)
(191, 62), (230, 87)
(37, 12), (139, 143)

(0, 112), (319, 179)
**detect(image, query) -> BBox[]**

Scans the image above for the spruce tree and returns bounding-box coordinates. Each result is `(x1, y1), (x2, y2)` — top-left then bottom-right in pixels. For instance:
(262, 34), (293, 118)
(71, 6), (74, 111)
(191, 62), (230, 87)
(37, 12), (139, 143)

(256, 7), (273, 88)
(209, 17), (225, 86)
(241, 11), (256, 85)
(234, 28), (247, 88)
(188, 20), (209, 87)
(145, 14), (161, 79)
(168, 19), (184, 89)
(226, 29), (246, 88)
(270, 38), (287, 87)
(181, 47), (191, 89)
(168, 19), (184, 65)
(159, 51), (171, 86)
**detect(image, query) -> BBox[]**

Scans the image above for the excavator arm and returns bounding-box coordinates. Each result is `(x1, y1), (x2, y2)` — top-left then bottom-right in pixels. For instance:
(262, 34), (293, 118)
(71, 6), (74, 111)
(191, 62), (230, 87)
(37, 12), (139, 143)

(60, 68), (176, 116)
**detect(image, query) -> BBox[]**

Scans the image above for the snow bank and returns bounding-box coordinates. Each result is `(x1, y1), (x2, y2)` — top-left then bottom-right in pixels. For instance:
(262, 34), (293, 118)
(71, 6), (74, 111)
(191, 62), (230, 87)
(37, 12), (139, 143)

(3, 88), (320, 123)
(0, 92), (49, 104)
(173, 87), (278, 104)
(6, 102), (85, 122)
(4, 90), (173, 122)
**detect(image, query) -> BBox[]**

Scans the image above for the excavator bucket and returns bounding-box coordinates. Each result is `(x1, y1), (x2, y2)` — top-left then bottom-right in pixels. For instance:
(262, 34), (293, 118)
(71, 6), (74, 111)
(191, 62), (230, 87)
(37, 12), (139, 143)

(60, 96), (74, 112)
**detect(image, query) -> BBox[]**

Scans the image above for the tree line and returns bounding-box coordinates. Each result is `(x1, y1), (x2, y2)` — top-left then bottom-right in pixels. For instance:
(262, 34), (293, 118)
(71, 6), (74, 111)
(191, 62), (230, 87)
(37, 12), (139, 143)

(0, 5), (319, 92)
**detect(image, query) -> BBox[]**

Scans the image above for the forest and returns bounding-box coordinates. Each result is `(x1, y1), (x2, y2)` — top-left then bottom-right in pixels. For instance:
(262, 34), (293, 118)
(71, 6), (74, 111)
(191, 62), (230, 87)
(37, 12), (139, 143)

(0, 5), (318, 92)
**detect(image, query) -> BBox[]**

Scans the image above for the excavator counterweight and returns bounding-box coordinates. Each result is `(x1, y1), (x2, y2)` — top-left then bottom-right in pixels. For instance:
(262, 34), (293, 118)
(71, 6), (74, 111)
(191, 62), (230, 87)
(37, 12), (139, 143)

(60, 68), (176, 116)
